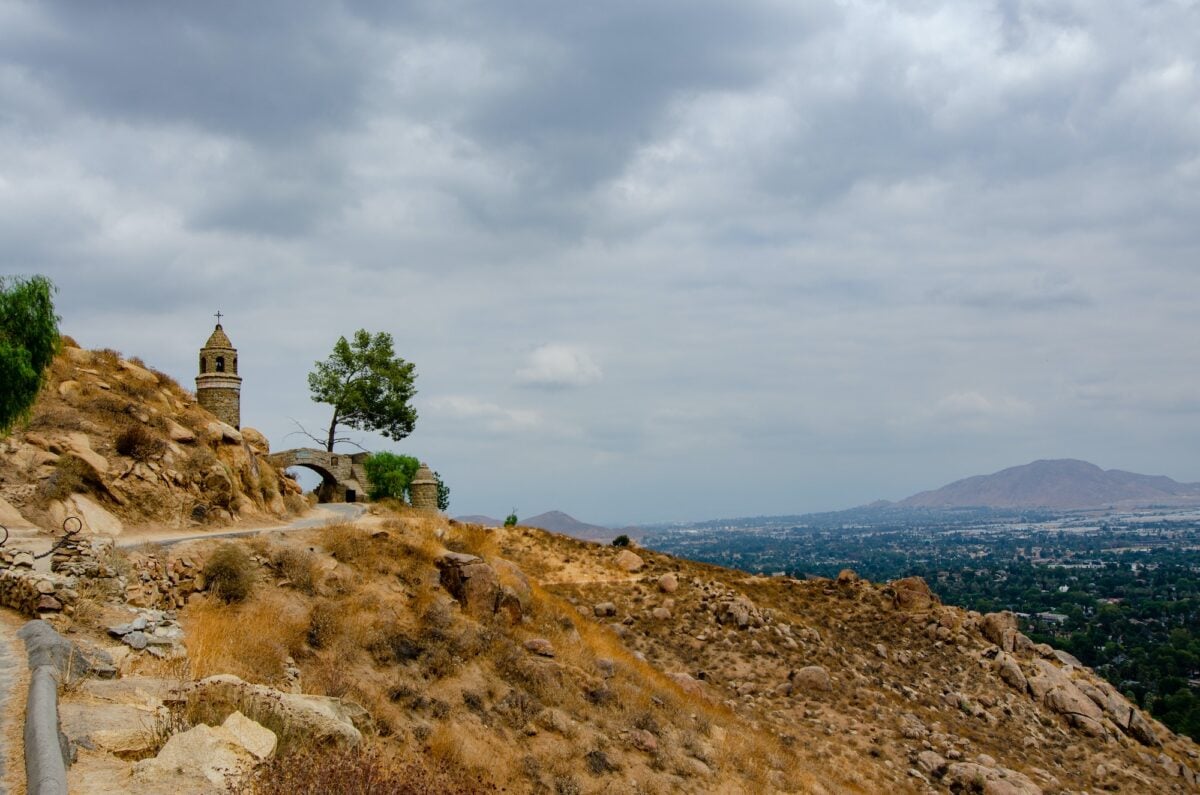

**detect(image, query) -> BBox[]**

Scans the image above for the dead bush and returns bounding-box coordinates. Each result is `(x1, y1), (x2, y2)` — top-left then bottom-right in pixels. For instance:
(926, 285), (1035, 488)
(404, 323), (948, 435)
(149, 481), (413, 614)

(37, 455), (90, 502)
(275, 548), (319, 595)
(307, 600), (342, 649)
(236, 744), (489, 794)
(115, 424), (166, 461)
(203, 543), (257, 603)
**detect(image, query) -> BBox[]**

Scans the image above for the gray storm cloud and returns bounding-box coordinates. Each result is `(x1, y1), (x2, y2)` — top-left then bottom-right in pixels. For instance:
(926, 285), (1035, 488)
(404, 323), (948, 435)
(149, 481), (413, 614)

(1, 0), (1198, 523)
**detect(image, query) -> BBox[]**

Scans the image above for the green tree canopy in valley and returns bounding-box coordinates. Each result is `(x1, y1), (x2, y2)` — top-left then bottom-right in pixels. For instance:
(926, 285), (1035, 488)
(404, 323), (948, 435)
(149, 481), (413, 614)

(307, 329), (417, 451)
(0, 275), (60, 434)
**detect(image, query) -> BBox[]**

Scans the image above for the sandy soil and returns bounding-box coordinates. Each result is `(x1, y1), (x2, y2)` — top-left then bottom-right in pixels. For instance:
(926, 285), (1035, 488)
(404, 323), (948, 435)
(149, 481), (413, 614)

(0, 608), (29, 795)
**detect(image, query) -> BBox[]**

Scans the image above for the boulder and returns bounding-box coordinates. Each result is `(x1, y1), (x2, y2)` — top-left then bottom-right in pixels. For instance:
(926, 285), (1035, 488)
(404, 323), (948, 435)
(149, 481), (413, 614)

(0, 496), (33, 528)
(667, 672), (705, 696)
(64, 432), (109, 475)
(187, 675), (365, 747)
(657, 573), (679, 593)
(492, 558), (532, 625)
(791, 665), (833, 692)
(943, 762), (1042, 795)
(995, 652), (1027, 692)
(982, 612), (1019, 652)
(593, 602), (617, 618)
(1029, 660), (1106, 736)
(615, 549), (644, 572)
(132, 711), (275, 789)
(51, 494), (124, 536)
(240, 427), (269, 454)
(651, 607), (672, 620)
(524, 638), (555, 657)
(205, 421), (243, 445)
(164, 419), (196, 443)
(891, 577), (938, 611)
(119, 359), (160, 385)
(435, 552), (501, 620)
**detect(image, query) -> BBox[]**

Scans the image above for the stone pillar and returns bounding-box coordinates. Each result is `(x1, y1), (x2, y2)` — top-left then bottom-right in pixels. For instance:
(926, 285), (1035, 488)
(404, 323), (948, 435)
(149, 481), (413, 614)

(410, 462), (439, 513)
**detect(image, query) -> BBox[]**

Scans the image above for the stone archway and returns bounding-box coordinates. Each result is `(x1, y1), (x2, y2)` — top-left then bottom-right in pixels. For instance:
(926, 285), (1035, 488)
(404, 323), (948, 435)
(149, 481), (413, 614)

(267, 448), (371, 504)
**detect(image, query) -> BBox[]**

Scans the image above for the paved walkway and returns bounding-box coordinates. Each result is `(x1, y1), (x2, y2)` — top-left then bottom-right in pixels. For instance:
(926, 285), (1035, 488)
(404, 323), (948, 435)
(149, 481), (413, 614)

(115, 502), (365, 549)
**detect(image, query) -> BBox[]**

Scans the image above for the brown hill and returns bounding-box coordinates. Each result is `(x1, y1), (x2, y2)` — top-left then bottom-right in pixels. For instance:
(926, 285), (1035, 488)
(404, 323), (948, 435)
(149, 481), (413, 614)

(0, 339), (306, 537)
(900, 458), (1200, 510)
(520, 510), (616, 542)
(54, 511), (1200, 793)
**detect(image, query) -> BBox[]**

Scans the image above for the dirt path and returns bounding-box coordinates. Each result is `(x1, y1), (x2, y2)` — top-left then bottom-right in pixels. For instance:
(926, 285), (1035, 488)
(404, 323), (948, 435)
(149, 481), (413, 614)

(0, 609), (29, 795)
(114, 503), (366, 548)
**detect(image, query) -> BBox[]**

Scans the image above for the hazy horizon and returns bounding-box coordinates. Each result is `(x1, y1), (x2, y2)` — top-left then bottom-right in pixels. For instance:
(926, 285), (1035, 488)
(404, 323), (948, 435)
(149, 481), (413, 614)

(3, 2), (1198, 524)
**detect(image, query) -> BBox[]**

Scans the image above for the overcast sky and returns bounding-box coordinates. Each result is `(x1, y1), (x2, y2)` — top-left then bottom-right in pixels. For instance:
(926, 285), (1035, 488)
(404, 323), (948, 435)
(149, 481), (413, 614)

(3, 1), (1199, 524)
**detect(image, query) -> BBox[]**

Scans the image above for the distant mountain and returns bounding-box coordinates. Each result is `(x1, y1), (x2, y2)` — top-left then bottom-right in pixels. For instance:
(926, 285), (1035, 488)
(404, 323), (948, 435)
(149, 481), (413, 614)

(899, 459), (1200, 510)
(520, 510), (615, 542)
(455, 514), (504, 526)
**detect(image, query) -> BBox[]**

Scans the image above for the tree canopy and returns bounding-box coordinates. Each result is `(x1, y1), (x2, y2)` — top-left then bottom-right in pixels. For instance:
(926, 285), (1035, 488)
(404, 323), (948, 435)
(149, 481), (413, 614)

(364, 452), (420, 502)
(307, 330), (417, 451)
(0, 276), (60, 435)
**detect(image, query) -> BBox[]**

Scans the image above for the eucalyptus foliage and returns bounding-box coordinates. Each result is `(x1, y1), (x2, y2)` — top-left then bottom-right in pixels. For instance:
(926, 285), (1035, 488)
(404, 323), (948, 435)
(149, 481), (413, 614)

(0, 275), (60, 435)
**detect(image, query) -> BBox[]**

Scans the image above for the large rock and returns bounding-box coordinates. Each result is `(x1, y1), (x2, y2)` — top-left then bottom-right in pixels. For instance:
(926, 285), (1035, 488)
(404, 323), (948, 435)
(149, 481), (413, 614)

(942, 762), (1042, 794)
(657, 573), (679, 593)
(891, 577), (939, 611)
(615, 549), (644, 572)
(791, 665), (833, 692)
(132, 711), (275, 789)
(64, 432), (109, 475)
(0, 496), (34, 528)
(492, 558), (532, 625)
(187, 675), (366, 748)
(1028, 660), (1106, 737)
(982, 612), (1019, 652)
(435, 552), (501, 620)
(50, 494), (124, 536)
(994, 652), (1027, 692)
(205, 421), (243, 445)
(240, 427), (269, 455)
(164, 419), (196, 443)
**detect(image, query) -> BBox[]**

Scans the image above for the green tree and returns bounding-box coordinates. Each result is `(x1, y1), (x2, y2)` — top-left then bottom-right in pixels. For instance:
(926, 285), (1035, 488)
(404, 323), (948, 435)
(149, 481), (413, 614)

(504, 509), (518, 528)
(363, 452), (420, 501)
(434, 471), (450, 511)
(307, 330), (417, 451)
(0, 275), (60, 435)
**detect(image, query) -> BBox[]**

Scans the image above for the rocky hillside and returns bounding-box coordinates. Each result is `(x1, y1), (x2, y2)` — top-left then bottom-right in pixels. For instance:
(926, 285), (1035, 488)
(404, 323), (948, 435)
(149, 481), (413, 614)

(899, 458), (1200, 510)
(47, 507), (1200, 794)
(0, 339), (305, 537)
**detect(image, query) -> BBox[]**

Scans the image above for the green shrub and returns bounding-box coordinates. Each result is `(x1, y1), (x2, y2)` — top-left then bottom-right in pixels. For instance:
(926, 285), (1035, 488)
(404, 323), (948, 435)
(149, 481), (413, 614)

(363, 452), (419, 501)
(203, 543), (256, 603)
(612, 534), (631, 548)
(504, 509), (518, 528)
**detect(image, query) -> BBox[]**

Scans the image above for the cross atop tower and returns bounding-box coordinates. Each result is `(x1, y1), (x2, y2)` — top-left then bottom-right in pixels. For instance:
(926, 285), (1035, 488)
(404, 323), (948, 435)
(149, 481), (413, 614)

(214, 310), (224, 325)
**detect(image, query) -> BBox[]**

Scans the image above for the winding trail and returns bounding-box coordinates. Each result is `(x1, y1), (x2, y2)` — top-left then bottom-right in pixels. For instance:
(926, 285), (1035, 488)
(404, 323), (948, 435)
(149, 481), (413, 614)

(115, 502), (366, 549)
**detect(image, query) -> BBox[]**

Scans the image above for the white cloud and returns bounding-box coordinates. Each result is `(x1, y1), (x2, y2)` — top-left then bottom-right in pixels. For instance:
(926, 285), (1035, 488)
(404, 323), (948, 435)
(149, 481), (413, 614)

(427, 396), (541, 434)
(515, 344), (602, 389)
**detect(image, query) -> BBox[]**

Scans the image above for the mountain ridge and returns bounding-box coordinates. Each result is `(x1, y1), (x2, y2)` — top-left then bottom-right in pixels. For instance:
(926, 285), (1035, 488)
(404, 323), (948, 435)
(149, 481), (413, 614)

(898, 458), (1200, 510)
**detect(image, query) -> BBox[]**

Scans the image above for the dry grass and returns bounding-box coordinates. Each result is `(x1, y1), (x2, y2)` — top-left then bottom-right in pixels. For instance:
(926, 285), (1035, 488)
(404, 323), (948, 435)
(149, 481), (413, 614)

(235, 743), (490, 795)
(184, 591), (309, 683)
(274, 547), (319, 595)
(445, 523), (499, 559)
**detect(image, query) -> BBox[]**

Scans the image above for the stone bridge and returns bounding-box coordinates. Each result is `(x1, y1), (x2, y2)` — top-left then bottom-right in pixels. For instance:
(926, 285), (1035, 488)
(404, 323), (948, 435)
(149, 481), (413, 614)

(267, 449), (371, 503)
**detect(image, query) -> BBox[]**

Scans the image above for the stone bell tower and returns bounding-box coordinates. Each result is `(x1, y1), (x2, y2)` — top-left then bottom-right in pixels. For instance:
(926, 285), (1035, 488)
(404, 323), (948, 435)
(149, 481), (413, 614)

(196, 313), (242, 428)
